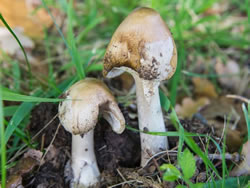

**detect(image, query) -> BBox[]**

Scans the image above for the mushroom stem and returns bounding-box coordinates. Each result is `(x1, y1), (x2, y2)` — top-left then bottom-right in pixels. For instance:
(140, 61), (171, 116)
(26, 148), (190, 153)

(134, 74), (168, 166)
(71, 130), (100, 187)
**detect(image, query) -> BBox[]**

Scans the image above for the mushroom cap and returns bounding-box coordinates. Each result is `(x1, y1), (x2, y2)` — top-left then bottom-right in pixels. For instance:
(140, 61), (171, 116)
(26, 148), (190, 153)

(58, 78), (125, 135)
(103, 7), (177, 81)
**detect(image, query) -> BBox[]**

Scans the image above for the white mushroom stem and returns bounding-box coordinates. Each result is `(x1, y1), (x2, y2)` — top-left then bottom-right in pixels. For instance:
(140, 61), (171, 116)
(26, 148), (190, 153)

(134, 74), (168, 166)
(71, 131), (100, 187)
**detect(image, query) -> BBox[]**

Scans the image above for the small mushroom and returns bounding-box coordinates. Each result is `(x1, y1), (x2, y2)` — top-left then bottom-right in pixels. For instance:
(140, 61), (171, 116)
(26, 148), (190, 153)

(103, 7), (177, 166)
(58, 78), (125, 187)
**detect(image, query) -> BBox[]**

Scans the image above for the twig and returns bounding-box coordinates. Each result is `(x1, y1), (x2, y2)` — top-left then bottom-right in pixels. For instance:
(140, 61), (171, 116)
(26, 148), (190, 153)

(195, 153), (242, 164)
(108, 180), (141, 188)
(117, 168), (127, 182)
(143, 147), (178, 168)
(7, 114), (58, 163)
(226, 94), (249, 103)
(146, 150), (163, 178)
(32, 113), (58, 141)
(39, 123), (61, 169)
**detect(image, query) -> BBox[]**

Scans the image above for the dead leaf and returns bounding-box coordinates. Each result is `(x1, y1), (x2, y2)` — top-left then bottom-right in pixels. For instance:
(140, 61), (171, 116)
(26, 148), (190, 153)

(0, 0), (57, 38)
(0, 27), (34, 55)
(0, 27), (49, 78)
(175, 97), (210, 118)
(215, 59), (249, 95)
(192, 77), (218, 98)
(6, 175), (22, 188)
(7, 149), (42, 188)
(215, 59), (240, 88)
(230, 141), (250, 176)
(199, 97), (247, 152)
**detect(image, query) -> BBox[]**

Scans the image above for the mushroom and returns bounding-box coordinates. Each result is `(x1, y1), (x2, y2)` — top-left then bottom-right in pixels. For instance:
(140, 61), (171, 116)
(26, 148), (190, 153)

(103, 7), (177, 166)
(58, 78), (125, 187)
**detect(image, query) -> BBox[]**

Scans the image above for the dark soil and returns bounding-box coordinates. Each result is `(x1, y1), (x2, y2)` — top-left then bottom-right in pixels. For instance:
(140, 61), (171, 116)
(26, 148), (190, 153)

(7, 101), (226, 188)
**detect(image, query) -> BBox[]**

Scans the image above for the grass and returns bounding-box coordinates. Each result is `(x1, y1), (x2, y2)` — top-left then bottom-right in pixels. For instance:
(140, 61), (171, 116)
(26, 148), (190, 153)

(0, 86), (6, 188)
(0, 0), (249, 187)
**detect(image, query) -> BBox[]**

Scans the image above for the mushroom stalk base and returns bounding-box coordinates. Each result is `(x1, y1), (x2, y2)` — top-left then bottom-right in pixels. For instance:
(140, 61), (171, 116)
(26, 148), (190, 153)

(134, 75), (168, 166)
(71, 131), (100, 187)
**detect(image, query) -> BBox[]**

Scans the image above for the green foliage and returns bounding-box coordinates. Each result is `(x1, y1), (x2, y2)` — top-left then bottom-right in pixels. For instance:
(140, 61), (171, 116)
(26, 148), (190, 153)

(1, 89), (64, 103)
(1, 0), (249, 186)
(160, 148), (196, 187)
(66, 0), (85, 80)
(179, 148), (196, 180)
(169, 106), (220, 178)
(160, 164), (181, 181)
(203, 176), (250, 188)
(242, 103), (250, 140)
(0, 87), (6, 188)
(159, 89), (171, 112)
(0, 14), (31, 79)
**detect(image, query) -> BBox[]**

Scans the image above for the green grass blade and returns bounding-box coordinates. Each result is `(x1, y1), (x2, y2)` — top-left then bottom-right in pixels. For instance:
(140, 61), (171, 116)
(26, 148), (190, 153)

(86, 64), (103, 73)
(126, 126), (222, 154)
(66, 0), (85, 79)
(3, 106), (19, 117)
(242, 103), (250, 140)
(159, 89), (171, 112)
(0, 14), (32, 80)
(170, 108), (220, 178)
(0, 87), (6, 188)
(4, 102), (34, 144)
(76, 17), (105, 43)
(170, 21), (185, 106)
(2, 89), (63, 102)
(11, 61), (21, 92)
(246, 0), (250, 23)
(41, 0), (85, 79)
(203, 176), (250, 188)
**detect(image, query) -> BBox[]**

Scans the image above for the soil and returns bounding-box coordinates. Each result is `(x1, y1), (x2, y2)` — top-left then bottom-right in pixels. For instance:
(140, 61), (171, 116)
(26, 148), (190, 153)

(6, 99), (229, 188)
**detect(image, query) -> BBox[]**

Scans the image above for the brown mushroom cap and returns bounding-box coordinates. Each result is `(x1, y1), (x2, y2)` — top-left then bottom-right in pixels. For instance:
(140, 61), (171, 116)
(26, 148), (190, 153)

(58, 78), (125, 135)
(103, 7), (177, 81)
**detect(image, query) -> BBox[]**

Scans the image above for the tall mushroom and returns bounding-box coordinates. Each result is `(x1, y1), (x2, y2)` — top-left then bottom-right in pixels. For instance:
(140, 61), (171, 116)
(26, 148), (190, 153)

(58, 78), (125, 187)
(103, 7), (177, 166)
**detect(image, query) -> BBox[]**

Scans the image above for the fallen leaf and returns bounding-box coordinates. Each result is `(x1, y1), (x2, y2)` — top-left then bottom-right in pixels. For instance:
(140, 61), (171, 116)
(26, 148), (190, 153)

(175, 97), (210, 118)
(215, 59), (249, 95)
(0, 27), (49, 78)
(192, 77), (218, 98)
(230, 141), (250, 176)
(6, 175), (22, 188)
(0, 27), (34, 55)
(7, 149), (42, 187)
(0, 0), (57, 38)
(199, 97), (247, 152)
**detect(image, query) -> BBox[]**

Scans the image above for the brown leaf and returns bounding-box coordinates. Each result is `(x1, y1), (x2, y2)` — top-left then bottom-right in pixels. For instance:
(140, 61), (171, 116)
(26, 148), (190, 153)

(0, 27), (34, 55)
(175, 97), (210, 118)
(7, 149), (42, 187)
(199, 97), (247, 152)
(6, 175), (22, 188)
(0, 0), (56, 38)
(230, 141), (250, 176)
(215, 59), (249, 95)
(192, 77), (218, 98)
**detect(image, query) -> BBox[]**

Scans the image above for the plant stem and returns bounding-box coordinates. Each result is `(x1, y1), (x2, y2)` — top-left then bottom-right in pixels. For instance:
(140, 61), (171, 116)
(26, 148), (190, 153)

(134, 75), (168, 166)
(71, 131), (100, 187)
